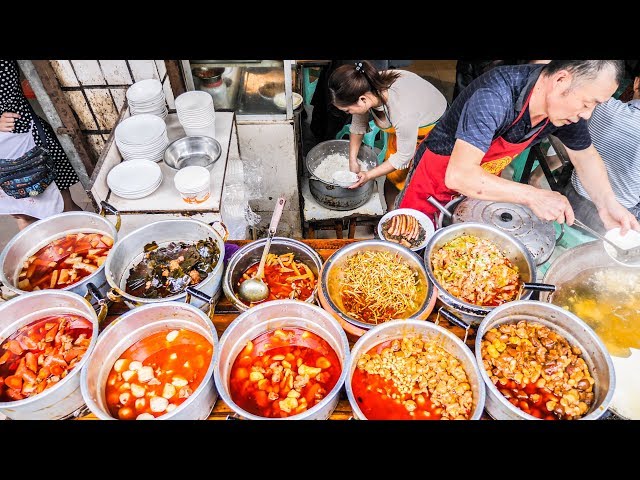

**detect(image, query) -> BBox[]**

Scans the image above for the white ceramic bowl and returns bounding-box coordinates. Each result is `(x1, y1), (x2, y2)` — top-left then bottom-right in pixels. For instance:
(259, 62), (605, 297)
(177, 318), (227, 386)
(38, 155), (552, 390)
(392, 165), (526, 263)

(377, 208), (435, 251)
(603, 227), (640, 267)
(332, 170), (358, 188)
(273, 92), (303, 110)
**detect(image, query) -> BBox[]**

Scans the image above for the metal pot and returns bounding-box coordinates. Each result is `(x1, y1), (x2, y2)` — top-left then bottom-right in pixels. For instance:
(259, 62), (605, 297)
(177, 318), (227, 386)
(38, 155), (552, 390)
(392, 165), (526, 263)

(103, 219), (226, 312)
(318, 239), (437, 338)
(222, 237), (323, 312)
(305, 140), (378, 211)
(0, 203), (121, 301)
(475, 300), (615, 420)
(0, 290), (101, 419)
(80, 300), (219, 420)
(345, 319), (486, 420)
(424, 223), (555, 325)
(214, 300), (350, 419)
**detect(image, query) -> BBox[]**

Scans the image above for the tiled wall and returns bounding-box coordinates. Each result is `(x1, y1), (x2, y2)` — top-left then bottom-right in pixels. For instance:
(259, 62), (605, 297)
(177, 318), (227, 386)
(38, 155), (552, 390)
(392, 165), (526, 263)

(49, 60), (175, 158)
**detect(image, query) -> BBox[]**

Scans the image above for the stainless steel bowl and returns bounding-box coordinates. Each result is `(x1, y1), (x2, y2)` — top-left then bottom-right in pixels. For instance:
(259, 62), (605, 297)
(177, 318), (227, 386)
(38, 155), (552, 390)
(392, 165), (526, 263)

(163, 136), (222, 171)
(214, 300), (350, 420)
(318, 239), (436, 333)
(424, 222), (539, 325)
(222, 237), (323, 312)
(346, 319), (486, 420)
(475, 300), (615, 420)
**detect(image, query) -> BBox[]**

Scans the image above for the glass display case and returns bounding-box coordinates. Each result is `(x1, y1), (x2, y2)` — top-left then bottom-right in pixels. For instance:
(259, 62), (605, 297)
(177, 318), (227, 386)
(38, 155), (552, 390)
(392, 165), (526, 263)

(181, 60), (295, 121)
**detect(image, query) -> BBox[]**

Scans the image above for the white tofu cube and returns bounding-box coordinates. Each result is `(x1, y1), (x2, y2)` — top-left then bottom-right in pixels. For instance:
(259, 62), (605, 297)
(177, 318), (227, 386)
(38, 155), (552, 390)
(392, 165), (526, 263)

(150, 396), (169, 413)
(137, 366), (155, 383)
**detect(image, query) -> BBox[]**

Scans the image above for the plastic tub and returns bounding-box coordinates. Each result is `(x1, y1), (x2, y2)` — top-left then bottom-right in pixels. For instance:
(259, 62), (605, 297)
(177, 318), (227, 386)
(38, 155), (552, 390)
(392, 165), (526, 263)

(173, 165), (211, 204)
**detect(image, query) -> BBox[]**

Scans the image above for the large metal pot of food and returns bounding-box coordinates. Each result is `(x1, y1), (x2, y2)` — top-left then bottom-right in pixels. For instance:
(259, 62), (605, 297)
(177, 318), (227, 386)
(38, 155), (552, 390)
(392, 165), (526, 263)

(103, 218), (226, 312)
(0, 289), (101, 419)
(0, 203), (120, 301)
(318, 239), (437, 339)
(345, 319), (485, 420)
(80, 300), (218, 420)
(475, 300), (615, 420)
(540, 240), (640, 419)
(214, 300), (349, 420)
(223, 237), (323, 312)
(424, 222), (555, 326)
(305, 140), (378, 211)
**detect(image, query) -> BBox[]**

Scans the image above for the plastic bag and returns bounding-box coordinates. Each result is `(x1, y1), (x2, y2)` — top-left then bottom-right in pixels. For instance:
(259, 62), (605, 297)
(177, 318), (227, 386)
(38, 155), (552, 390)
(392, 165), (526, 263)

(242, 155), (264, 201)
(221, 159), (261, 239)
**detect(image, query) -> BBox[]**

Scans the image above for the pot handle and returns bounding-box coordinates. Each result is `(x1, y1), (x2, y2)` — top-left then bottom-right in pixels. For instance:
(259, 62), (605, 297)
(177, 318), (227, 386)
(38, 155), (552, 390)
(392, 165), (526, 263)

(209, 220), (229, 242)
(554, 222), (565, 245)
(100, 201), (122, 232)
(427, 196), (453, 219)
(436, 307), (471, 344)
(185, 286), (216, 321)
(522, 282), (556, 293)
(85, 282), (109, 326)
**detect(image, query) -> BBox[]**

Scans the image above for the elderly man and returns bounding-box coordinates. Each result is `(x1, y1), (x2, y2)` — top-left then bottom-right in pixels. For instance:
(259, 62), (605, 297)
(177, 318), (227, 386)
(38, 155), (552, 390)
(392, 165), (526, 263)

(398, 60), (640, 234)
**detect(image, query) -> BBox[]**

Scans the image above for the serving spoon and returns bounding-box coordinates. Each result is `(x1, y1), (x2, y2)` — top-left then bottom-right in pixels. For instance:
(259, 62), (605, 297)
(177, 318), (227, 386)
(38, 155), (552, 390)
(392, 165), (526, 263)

(237, 197), (286, 303)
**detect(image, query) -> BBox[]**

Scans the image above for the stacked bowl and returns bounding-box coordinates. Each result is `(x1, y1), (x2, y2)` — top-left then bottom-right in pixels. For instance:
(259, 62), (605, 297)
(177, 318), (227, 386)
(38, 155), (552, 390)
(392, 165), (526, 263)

(175, 91), (216, 138)
(114, 114), (169, 163)
(126, 79), (167, 118)
(107, 159), (163, 199)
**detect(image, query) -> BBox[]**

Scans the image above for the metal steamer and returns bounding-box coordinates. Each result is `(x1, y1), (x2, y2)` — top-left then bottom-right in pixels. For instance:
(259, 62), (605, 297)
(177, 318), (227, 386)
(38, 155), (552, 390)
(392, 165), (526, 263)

(305, 140), (379, 211)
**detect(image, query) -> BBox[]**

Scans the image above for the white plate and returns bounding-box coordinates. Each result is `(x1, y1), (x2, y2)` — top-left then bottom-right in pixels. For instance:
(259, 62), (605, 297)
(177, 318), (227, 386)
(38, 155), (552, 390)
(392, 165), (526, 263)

(107, 160), (162, 193)
(377, 208), (435, 251)
(126, 79), (163, 103)
(603, 227), (640, 267)
(115, 114), (167, 145)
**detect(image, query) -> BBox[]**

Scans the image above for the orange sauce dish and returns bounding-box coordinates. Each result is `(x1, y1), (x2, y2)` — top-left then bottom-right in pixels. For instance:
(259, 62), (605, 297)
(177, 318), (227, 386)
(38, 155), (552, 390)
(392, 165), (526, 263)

(104, 329), (213, 420)
(235, 253), (316, 307)
(229, 327), (341, 418)
(17, 232), (113, 292)
(0, 314), (93, 402)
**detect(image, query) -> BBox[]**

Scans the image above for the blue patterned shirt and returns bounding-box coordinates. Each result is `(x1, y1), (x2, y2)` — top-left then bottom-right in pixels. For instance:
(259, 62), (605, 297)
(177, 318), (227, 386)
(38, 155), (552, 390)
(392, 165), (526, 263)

(426, 64), (592, 155)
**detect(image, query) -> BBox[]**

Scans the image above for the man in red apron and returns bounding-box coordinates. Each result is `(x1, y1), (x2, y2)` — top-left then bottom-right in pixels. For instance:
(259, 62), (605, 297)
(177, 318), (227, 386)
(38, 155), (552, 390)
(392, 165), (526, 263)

(399, 60), (640, 235)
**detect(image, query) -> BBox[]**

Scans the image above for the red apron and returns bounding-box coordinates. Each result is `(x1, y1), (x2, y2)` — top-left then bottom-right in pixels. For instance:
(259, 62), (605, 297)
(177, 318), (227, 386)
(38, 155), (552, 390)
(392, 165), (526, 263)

(399, 87), (549, 221)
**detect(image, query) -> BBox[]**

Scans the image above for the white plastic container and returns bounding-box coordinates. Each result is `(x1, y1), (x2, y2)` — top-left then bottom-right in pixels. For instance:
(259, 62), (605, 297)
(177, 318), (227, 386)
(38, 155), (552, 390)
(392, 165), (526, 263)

(173, 165), (211, 204)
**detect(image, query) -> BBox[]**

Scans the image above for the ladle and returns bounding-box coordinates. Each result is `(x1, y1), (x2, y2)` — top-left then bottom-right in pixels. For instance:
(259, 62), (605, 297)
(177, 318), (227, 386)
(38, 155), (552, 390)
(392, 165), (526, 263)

(237, 197), (286, 303)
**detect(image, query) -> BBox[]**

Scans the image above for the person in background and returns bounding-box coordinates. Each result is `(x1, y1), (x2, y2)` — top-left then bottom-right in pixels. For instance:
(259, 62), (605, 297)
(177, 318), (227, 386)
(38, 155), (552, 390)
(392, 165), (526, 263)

(0, 60), (81, 230)
(328, 60), (447, 207)
(397, 60), (640, 234)
(531, 74), (640, 234)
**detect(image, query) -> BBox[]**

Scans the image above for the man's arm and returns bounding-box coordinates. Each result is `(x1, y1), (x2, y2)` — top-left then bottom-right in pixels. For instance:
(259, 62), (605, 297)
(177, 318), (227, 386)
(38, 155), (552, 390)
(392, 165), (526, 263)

(444, 138), (575, 223)
(564, 144), (640, 234)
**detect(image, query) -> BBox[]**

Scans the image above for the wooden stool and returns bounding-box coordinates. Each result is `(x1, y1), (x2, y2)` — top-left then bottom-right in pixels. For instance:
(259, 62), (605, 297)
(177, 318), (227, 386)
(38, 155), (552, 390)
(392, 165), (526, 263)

(305, 219), (345, 239)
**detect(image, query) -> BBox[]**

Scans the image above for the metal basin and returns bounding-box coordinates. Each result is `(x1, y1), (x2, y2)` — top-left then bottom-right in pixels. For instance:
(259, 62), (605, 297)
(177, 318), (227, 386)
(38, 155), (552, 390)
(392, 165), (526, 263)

(163, 136), (222, 171)
(222, 237), (323, 312)
(80, 301), (219, 420)
(305, 140), (378, 211)
(0, 210), (119, 301)
(318, 239), (436, 338)
(214, 300), (350, 419)
(346, 319), (485, 419)
(0, 290), (99, 419)
(475, 300), (615, 420)
(103, 219), (225, 311)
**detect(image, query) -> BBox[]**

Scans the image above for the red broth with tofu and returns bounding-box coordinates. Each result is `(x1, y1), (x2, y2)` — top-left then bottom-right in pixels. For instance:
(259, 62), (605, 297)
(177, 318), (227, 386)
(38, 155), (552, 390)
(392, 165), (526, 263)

(17, 231), (113, 292)
(104, 328), (213, 420)
(228, 327), (341, 418)
(0, 314), (93, 402)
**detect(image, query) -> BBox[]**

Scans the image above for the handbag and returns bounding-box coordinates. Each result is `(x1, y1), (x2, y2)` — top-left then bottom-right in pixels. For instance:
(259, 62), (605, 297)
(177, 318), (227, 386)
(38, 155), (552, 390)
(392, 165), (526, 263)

(0, 102), (57, 199)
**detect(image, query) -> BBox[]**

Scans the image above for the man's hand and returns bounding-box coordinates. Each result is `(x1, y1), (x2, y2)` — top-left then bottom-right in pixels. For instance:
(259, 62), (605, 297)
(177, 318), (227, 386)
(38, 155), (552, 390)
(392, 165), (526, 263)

(0, 112), (20, 132)
(596, 196), (640, 235)
(526, 188), (575, 224)
(348, 170), (370, 189)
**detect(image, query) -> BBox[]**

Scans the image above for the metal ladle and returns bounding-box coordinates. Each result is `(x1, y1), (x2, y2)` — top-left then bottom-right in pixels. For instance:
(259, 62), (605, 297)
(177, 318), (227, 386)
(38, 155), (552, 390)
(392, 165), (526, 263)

(237, 196), (286, 303)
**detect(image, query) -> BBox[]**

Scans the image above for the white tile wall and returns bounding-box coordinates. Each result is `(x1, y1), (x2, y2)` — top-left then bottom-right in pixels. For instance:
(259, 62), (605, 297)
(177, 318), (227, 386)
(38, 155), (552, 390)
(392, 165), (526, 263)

(85, 89), (119, 130)
(49, 60), (79, 87)
(71, 60), (106, 85)
(110, 88), (127, 113)
(98, 60), (133, 85)
(128, 60), (159, 82)
(155, 60), (167, 80)
(64, 91), (97, 129)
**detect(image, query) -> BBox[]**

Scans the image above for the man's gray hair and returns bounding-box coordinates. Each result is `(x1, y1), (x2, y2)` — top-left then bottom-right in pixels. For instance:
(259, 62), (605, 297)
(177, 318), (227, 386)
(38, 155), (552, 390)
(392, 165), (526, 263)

(543, 60), (625, 86)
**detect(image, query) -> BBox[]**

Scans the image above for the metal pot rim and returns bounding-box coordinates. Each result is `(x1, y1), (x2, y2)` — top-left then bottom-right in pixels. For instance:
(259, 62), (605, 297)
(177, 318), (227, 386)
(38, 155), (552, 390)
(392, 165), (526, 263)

(80, 300), (218, 420)
(0, 211), (117, 295)
(213, 299), (350, 420)
(0, 290), (99, 408)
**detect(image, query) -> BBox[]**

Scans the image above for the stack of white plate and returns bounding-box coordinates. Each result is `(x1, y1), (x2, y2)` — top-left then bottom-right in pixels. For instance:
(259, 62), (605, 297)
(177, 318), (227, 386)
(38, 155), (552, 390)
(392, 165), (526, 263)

(175, 91), (216, 138)
(107, 160), (163, 199)
(126, 79), (167, 118)
(114, 114), (169, 163)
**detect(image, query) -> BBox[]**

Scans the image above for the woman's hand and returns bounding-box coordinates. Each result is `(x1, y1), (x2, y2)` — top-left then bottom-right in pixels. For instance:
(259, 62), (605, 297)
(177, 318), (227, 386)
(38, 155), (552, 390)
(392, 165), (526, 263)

(0, 112), (20, 132)
(348, 171), (370, 189)
(349, 158), (361, 174)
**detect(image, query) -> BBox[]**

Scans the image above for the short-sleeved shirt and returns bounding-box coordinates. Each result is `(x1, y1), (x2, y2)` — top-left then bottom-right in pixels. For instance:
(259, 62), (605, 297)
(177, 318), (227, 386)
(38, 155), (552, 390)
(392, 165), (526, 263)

(425, 64), (592, 155)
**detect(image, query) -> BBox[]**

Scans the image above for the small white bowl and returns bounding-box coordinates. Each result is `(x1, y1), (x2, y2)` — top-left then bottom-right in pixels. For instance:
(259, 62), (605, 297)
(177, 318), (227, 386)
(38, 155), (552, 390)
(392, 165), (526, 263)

(332, 170), (358, 188)
(603, 227), (640, 267)
(273, 92), (303, 110)
(377, 208), (435, 251)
